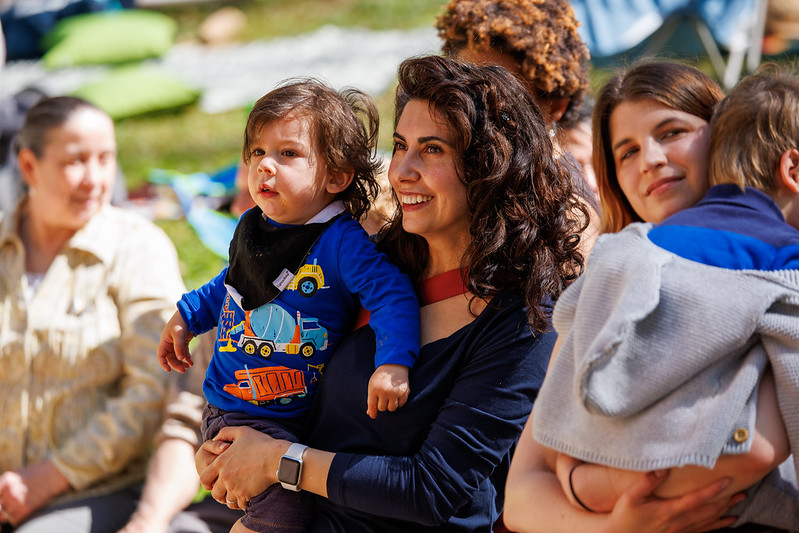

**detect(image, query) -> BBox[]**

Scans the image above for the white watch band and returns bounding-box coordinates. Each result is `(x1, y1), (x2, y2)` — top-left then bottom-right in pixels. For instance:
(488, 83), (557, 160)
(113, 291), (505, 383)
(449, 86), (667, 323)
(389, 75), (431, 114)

(277, 443), (308, 491)
(284, 442), (308, 461)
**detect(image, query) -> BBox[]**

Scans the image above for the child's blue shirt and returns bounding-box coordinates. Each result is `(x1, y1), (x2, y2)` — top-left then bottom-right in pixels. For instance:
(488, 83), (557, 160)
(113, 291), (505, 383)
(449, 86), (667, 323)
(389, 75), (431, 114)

(177, 210), (420, 419)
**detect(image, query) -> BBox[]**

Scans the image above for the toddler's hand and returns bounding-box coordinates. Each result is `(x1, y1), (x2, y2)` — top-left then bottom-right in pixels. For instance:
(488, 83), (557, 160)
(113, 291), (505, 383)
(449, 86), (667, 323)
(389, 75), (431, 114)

(366, 364), (410, 419)
(157, 310), (195, 373)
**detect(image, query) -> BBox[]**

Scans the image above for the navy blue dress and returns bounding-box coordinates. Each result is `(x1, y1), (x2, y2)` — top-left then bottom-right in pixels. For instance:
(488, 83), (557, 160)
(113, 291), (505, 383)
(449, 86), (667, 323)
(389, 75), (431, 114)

(305, 290), (555, 532)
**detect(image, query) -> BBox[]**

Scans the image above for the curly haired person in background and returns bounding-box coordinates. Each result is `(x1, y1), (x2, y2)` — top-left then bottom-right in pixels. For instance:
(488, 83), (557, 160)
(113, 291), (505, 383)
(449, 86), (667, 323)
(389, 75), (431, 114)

(436, 0), (599, 250)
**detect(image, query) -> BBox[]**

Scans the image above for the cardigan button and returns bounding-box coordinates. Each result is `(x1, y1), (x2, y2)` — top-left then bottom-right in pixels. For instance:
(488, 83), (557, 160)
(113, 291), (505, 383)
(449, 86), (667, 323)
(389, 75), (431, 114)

(733, 428), (749, 443)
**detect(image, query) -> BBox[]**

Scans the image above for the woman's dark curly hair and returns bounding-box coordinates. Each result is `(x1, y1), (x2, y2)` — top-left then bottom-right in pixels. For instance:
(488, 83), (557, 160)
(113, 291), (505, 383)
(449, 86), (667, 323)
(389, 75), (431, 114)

(243, 78), (381, 220)
(379, 55), (587, 332)
(436, 0), (590, 128)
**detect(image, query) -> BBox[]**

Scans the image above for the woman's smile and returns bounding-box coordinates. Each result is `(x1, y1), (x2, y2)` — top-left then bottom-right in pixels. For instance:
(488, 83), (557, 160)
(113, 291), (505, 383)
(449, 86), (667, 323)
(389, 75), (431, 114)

(399, 193), (433, 208)
(646, 175), (684, 197)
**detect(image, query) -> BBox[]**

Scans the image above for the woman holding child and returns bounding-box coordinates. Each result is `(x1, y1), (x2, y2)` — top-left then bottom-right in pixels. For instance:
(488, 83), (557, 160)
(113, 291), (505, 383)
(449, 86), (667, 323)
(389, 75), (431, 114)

(505, 61), (799, 533)
(194, 54), (588, 531)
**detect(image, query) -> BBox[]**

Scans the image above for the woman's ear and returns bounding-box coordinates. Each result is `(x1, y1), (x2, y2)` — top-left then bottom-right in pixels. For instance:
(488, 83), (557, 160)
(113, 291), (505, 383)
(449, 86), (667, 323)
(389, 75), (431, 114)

(777, 148), (799, 194)
(17, 148), (38, 188)
(543, 97), (570, 124)
(326, 170), (354, 195)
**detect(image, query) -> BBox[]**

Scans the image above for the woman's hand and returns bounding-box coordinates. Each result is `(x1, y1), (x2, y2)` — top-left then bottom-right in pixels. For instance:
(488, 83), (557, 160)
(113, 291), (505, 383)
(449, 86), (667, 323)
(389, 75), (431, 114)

(604, 471), (745, 533)
(196, 426), (291, 509)
(0, 462), (70, 526)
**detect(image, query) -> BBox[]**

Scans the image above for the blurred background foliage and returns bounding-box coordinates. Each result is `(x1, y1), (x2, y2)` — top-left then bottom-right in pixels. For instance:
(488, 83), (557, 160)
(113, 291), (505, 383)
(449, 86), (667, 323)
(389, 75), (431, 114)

(160, 0), (447, 41)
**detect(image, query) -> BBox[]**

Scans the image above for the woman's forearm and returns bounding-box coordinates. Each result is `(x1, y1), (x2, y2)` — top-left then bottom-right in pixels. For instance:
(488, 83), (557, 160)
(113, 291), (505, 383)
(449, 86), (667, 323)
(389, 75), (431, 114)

(123, 439), (201, 532)
(0, 461), (71, 525)
(505, 411), (740, 533)
(505, 415), (607, 533)
(297, 447), (334, 498)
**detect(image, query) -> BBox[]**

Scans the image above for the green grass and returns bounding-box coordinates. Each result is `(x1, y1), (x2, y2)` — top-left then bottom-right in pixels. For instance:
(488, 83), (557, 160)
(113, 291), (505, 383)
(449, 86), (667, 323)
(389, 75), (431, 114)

(156, 218), (227, 290)
(116, 107), (248, 192)
(154, 0), (446, 42)
(115, 105), (246, 289)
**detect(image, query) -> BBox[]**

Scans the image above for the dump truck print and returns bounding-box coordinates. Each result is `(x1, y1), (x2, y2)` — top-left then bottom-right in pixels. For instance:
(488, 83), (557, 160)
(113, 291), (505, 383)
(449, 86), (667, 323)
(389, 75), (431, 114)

(232, 303), (329, 359)
(223, 365), (307, 406)
(286, 259), (324, 297)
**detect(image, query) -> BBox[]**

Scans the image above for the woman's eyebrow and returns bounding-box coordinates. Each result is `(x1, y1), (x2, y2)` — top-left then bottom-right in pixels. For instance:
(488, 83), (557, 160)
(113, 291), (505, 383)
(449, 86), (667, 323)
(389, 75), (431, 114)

(418, 135), (450, 145)
(613, 117), (685, 152)
(655, 117), (680, 130)
(612, 137), (632, 152)
(393, 132), (452, 146)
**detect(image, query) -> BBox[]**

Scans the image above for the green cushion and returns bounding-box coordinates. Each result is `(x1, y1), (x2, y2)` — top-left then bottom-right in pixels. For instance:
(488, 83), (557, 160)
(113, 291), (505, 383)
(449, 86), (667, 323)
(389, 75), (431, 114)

(72, 66), (200, 120)
(42, 10), (176, 69)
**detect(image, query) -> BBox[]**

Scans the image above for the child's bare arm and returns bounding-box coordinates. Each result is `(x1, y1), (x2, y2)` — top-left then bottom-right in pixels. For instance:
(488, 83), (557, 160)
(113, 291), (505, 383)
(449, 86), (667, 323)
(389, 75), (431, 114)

(366, 364), (410, 419)
(559, 369), (788, 512)
(555, 454), (643, 513)
(157, 310), (195, 373)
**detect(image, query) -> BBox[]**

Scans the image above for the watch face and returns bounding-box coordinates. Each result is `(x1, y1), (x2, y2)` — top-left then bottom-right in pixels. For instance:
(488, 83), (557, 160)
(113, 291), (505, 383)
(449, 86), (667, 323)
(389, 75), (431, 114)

(278, 457), (301, 485)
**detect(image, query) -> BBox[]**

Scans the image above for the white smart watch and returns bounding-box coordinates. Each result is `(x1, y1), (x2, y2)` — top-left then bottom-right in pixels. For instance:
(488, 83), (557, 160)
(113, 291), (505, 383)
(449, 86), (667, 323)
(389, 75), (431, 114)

(277, 443), (308, 491)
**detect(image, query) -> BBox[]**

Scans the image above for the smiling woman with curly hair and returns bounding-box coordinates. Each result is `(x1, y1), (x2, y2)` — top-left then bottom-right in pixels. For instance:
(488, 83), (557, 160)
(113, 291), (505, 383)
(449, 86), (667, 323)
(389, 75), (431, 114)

(193, 54), (587, 533)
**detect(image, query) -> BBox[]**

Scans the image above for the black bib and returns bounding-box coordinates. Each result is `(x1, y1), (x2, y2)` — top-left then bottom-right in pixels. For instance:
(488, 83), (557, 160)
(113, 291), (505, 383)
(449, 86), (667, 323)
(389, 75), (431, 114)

(224, 207), (340, 311)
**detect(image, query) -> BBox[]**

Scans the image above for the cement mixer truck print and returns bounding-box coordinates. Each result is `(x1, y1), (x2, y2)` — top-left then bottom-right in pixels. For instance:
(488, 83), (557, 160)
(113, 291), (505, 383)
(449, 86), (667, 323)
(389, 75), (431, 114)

(231, 303), (329, 360)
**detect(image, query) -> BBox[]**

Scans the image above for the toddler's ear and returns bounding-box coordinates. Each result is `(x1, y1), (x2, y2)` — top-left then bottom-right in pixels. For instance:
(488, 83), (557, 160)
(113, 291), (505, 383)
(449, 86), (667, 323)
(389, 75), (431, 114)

(778, 148), (799, 194)
(326, 170), (354, 194)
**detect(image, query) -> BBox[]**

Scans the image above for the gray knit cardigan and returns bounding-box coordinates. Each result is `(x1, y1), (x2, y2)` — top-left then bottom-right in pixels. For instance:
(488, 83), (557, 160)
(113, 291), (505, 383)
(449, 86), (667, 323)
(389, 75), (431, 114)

(533, 223), (799, 480)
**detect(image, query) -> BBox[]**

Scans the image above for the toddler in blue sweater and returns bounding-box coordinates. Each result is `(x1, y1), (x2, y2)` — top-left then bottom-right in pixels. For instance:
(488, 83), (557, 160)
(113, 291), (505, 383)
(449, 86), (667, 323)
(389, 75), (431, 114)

(533, 65), (799, 528)
(157, 79), (420, 533)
